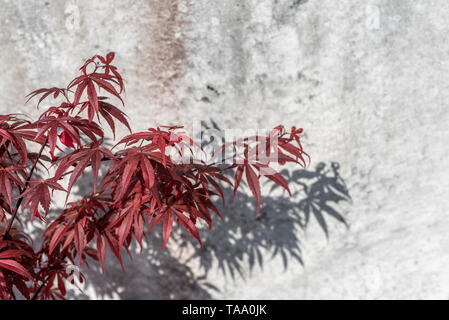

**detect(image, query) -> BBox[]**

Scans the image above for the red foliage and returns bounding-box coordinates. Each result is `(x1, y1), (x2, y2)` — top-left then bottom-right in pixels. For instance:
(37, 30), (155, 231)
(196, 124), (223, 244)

(0, 53), (308, 300)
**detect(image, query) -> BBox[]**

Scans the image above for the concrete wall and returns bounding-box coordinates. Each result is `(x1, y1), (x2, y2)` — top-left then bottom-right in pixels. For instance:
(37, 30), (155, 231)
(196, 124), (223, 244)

(1, 0), (449, 299)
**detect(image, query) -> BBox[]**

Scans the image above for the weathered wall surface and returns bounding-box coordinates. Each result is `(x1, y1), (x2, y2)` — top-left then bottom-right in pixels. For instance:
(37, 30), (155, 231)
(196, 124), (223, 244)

(1, 0), (449, 299)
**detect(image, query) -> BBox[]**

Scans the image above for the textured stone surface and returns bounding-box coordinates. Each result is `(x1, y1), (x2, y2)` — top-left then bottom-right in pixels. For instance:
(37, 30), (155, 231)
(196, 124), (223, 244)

(1, 0), (449, 299)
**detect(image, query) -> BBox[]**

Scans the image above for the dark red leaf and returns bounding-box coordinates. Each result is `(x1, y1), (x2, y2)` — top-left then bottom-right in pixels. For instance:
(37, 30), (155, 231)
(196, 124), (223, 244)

(245, 164), (261, 215)
(161, 211), (173, 250)
(0, 259), (34, 281)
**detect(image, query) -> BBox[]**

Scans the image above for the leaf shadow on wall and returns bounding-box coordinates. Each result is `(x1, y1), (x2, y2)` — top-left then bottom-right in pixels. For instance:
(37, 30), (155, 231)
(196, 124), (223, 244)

(53, 127), (351, 299)
(176, 161), (351, 282)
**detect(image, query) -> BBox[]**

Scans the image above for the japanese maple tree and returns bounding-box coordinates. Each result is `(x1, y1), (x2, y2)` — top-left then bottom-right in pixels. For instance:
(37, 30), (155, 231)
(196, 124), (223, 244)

(0, 52), (308, 300)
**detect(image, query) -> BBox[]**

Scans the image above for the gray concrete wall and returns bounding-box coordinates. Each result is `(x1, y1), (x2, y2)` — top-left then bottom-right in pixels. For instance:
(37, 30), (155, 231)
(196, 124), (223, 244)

(1, 0), (449, 299)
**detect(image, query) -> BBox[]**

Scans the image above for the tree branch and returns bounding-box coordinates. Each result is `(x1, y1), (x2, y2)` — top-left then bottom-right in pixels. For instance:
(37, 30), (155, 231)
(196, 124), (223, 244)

(3, 138), (47, 239)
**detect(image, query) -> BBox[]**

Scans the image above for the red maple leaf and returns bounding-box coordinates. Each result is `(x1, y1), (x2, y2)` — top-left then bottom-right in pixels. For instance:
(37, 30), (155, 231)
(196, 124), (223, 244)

(17, 179), (66, 221)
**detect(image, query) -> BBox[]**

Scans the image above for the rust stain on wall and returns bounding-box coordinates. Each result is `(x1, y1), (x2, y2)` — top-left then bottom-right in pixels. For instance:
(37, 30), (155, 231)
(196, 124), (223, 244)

(143, 0), (191, 118)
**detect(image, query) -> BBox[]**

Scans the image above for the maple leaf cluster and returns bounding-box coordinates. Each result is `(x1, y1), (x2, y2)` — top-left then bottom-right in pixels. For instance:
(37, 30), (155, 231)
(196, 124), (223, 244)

(0, 52), (308, 300)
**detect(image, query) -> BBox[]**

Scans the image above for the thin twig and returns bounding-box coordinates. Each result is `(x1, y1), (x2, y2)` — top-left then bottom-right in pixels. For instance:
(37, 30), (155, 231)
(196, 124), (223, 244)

(3, 138), (47, 239)
(31, 275), (50, 300)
